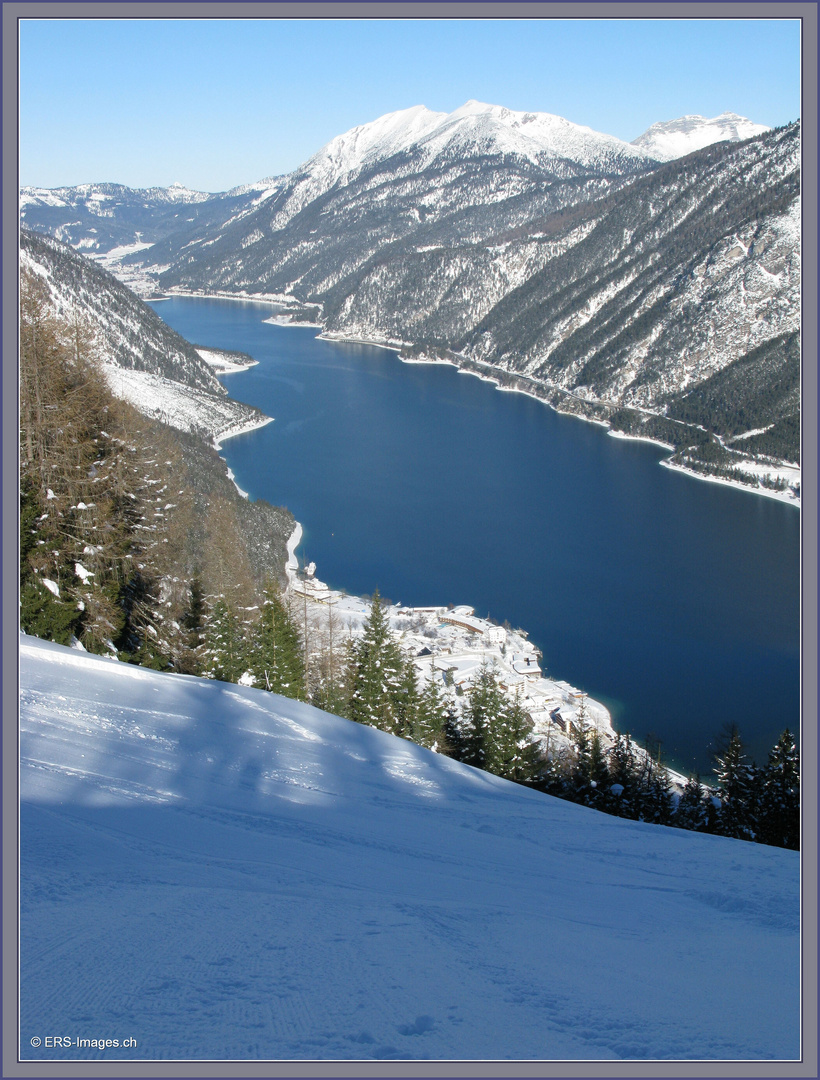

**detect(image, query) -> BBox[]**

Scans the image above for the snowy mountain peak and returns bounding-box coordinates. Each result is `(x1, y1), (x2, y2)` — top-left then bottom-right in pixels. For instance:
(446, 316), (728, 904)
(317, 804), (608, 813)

(261, 100), (656, 234)
(296, 101), (657, 190)
(301, 104), (447, 182)
(416, 100), (658, 168)
(631, 112), (771, 161)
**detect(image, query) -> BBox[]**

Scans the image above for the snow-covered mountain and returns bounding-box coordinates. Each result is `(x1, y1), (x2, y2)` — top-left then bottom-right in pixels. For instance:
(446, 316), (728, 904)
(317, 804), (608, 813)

(19, 632), (800, 1062)
(631, 112), (771, 162)
(261, 100), (658, 229)
(20, 102), (798, 477)
(312, 100), (657, 179)
(222, 101), (652, 234)
(19, 180), (218, 255)
(20, 228), (268, 443)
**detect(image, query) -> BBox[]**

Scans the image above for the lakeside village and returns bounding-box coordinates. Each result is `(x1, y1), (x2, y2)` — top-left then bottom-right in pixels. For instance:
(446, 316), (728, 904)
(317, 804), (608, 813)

(282, 528), (666, 787)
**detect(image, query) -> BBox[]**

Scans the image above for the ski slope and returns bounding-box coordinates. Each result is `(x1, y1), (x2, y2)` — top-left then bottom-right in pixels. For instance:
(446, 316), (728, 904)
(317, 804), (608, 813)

(19, 634), (800, 1062)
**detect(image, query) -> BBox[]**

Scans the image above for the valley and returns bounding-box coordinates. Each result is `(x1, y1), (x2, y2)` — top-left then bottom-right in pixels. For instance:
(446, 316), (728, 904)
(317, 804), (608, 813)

(21, 102), (800, 502)
(16, 22), (805, 1061)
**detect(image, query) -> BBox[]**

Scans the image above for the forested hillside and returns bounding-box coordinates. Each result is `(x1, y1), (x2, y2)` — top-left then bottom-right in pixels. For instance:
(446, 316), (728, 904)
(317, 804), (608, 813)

(19, 269), (293, 671)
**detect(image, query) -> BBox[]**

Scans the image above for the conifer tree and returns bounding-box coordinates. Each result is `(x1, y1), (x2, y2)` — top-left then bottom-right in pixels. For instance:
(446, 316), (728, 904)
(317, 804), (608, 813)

(713, 730), (758, 841)
(461, 662), (505, 771)
(175, 571), (206, 674)
(566, 708), (597, 805)
(251, 582), (306, 700)
(757, 730), (800, 850)
(20, 577), (83, 646)
(393, 656), (421, 740)
(347, 591), (405, 733)
(494, 688), (544, 783)
(674, 774), (711, 832)
(638, 758), (675, 825)
(586, 730), (611, 806)
(538, 745), (574, 799)
(203, 597), (247, 683)
(605, 732), (639, 818)
(413, 663), (452, 752)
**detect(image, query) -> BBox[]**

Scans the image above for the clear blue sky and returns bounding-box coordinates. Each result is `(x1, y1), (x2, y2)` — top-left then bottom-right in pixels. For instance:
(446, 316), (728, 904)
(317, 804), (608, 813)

(19, 15), (801, 192)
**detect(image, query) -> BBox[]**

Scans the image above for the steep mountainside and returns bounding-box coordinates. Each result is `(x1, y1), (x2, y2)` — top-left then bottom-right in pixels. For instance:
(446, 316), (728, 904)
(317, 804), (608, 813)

(20, 228), (267, 442)
(20, 105), (799, 480)
(21, 228), (221, 390)
(461, 126), (799, 412)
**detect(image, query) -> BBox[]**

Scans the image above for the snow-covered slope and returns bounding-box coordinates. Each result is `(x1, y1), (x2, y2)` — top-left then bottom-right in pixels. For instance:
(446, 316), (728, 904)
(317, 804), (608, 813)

(20, 228), (269, 443)
(418, 99), (657, 169)
(250, 100), (656, 234)
(631, 112), (771, 161)
(19, 634), (800, 1062)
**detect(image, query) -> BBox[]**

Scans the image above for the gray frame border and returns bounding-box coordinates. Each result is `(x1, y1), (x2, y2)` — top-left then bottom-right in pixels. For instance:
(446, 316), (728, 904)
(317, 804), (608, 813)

(3, 3), (816, 1079)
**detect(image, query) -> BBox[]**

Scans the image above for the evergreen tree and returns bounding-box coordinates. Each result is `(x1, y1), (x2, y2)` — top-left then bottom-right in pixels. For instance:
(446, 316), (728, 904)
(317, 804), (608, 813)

(565, 702), (603, 807)
(393, 656), (421, 740)
(19, 577), (83, 646)
(251, 582), (305, 700)
(412, 663), (451, 751)
(459, 665), (543, 782)
(203, 597), (247, 683)
(461, 662), (506, 771)
(569, 714), (592, 791)
(586, 730), (610, 806)
(182, 571), (206, 649)
(174, 571), (206, 675)
(673, 774), (711, 832)
(494, 688), (544, 783)
(347, 591), (406, 733)
(115, 569), (170, 670)
(604, 732), (640, 818)
(713, 730), (758, 841)
(756, 730), (800, 849)
(538, 745), (574, 799)
(638, 758), (675, 825)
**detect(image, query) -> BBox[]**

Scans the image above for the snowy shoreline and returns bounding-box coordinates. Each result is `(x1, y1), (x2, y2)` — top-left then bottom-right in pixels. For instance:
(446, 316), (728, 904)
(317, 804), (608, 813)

(308, 328), (802, 509)
(285, 522), (303, 585)
(163, 288), (298, 307)
(400, 355), (458, 367)
(224, 467), (249, 500)
(660, 458), (801, 506)
(607, 428), (676, 452)
(264, 315), (323, 329)
(196, 347), (259, 374)
(317, 331), (409, 353)
(212, 414), (273, 451)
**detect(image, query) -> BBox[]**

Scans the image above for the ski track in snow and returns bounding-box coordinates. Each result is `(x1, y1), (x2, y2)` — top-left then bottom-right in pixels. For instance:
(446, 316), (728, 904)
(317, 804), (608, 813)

(19, 635), (800, 1062)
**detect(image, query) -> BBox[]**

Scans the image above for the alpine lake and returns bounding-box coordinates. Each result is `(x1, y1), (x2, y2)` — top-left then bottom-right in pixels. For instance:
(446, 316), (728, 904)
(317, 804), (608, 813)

(150, 296), (801, 777)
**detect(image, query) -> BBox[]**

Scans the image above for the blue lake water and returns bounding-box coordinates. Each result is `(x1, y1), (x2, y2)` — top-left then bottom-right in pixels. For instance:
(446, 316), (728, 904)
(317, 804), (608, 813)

(151, 297), (801, 776)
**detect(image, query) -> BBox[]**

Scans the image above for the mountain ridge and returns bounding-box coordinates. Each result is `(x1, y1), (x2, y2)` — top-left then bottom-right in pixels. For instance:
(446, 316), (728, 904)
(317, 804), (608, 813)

(19, 105), (799, 492)
(20, 227), (270, 445)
